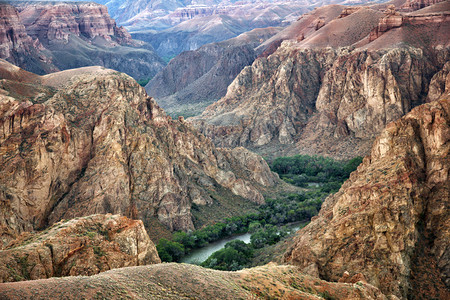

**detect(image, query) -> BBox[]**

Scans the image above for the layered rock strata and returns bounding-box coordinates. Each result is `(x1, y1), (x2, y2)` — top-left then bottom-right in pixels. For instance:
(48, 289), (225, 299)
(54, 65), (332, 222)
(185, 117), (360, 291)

(0, 3), (55, 75)
(0, 60), (279, 247)
(284, 99), (450, 299)
(0, 3), (164, 79)
(0, 214), (160, 282)
(16, 2), (131, 45)
(191, 4), (450, 159)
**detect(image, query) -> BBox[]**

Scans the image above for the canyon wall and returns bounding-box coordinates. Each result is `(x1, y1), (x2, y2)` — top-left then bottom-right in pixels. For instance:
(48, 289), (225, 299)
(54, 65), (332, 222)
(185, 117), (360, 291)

(146, 27), (280, 117)
(0, 2), (164, 79)
(191, 4), (450, 159)
(0, 60), (280, 247)
(284, 99), (450, 299)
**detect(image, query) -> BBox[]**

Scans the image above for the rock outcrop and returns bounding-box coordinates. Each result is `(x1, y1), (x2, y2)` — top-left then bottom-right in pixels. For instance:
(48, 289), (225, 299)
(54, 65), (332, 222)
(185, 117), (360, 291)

(427, 61), (450, 102)
(0, 60), (280, 247)
(190, 3), (450, 159)
(0, 214), (160, 282)
(402, 0), (447, 11)
(0, 3), (55, 75)
(284, 99), (450, 299)
(146, 27), (280, 117)
(0, 2), (164, 80)
(369, 5), (404, 42)
(0, 262), (389, 299)
(16, 2), (131, 45)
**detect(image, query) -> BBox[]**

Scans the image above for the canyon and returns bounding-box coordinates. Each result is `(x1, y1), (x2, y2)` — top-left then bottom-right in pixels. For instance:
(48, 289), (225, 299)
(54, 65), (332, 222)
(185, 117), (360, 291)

(0, 0), (449, 299)
(145, 27), (281, 117)
(190, 1), (450, 159)
(284, 98), (450, 299)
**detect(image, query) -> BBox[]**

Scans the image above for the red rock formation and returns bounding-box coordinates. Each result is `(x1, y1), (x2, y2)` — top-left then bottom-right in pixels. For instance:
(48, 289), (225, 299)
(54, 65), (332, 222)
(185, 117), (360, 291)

(427, 61), (450, 102)
(0, 4), (33, 57)
(0, 214), (160, 282)
(191, 3), (449, 159)
(403, 0), (446, 11)
(369, 5), (404, 42)
(0, 4), (54, 74)
(338, 7), (362, 18)
(284, 99), (450, 299)
(0, 2), (163, 80)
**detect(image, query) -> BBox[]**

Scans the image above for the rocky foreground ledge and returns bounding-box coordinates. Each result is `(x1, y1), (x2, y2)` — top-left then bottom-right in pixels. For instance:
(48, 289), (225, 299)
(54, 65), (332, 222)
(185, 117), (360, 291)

(0, 263), (387, 300)
(0, 214), (160, 283)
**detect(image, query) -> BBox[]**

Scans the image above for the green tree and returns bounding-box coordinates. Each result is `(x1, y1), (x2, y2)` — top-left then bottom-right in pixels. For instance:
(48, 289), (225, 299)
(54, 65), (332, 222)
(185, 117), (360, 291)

(156, 238), (185, 262)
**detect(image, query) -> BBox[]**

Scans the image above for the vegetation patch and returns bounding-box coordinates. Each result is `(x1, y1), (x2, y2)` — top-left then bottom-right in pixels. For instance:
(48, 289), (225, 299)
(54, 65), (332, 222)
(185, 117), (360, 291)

(156, 154), (363, 269)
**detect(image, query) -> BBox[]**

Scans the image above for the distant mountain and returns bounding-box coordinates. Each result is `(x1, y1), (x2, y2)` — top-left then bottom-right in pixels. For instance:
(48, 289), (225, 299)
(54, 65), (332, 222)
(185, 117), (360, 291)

(145, 27), (281, 118)
(0, 2), (165, 80)
(15, 1), (386, 59)
(190, 1), (450, 159)
(130, 2), (311, 58)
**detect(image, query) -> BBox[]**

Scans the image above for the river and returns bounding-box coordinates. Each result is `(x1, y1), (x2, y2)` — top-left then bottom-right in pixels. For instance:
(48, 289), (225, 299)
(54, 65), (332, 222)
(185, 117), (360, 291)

(181, 222), (305, 265)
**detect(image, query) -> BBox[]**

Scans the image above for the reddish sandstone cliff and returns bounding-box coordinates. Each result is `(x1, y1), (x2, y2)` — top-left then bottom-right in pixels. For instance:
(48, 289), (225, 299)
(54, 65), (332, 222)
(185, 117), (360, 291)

(284, 99), (450, 299)
(191, 3), (450, 159)
(0, 3), (164, 79)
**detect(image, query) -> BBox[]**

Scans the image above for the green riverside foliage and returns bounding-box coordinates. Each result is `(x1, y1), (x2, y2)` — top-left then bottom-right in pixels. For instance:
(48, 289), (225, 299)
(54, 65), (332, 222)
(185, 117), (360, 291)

(155, 155), (363, 265)
(156, 238), (185, 262)
(201, 240), (253, 271)
(271, 155), (363, 192)
(156, 191), (323, 263)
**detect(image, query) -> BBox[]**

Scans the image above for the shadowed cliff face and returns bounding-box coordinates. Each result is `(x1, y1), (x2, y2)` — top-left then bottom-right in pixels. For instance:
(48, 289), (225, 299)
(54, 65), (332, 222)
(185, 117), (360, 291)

(0, 214), (160, 282)
(0, 2), (164, 80)
(190, 3), (450, 159)
(0, 60), (279, 247)
(284, 99), (450, 299)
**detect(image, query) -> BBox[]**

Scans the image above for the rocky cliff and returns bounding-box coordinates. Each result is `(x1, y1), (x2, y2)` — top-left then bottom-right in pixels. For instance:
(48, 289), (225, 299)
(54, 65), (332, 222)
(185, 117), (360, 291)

(0, 2), (164, 80)
(146, 27), (280, 117)
(0, 262), (389, 299)
(190, 3), (450, 159)
(0, 214), (160, 282)
(0, 3), (55, 75)
(284, 99), (450, 299)
(0, 60), (280, 247)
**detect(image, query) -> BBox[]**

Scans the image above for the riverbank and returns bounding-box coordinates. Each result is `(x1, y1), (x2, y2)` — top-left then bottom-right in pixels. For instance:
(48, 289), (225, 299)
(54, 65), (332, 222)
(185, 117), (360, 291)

(181, 221), (307, 265)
